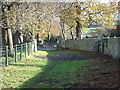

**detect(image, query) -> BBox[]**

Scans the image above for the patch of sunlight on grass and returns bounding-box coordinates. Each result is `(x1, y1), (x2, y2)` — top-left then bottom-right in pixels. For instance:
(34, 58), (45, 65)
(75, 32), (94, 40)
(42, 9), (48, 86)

(2, 53), (48, 88)
(32, 51), (48, 57)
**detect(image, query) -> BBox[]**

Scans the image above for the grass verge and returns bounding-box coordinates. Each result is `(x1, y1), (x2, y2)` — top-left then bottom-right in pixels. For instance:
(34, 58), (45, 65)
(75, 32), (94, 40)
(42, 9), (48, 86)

(2, 50), (94, 88)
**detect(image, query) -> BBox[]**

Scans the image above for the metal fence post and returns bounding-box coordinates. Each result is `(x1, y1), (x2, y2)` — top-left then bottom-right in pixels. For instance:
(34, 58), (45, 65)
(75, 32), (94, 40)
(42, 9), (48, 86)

(15, 45), (17, 62)
(5, 46), (8, 66)
(20, 44), (23, 60)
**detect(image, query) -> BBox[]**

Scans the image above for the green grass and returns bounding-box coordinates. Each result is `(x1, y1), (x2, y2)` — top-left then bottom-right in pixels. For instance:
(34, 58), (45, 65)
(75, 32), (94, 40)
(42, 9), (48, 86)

(32, 50), (81, 56)
(2, 50), (95, 88)
(0, 57), (14, 64)
(0, 51), (27, 66)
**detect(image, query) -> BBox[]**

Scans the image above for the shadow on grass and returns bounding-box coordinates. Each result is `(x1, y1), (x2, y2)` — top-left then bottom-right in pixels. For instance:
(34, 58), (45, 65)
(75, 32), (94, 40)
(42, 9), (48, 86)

(15, 50), (94, 88)
(10, 63), (44, 67)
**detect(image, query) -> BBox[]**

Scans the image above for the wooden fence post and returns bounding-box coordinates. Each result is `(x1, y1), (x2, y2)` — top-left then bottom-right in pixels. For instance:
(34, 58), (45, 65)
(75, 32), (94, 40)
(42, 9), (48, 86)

(15, 45), (17, 62)
(29, 42), (32, 55)
(25, 43), (27, 57)
(30, 42), (32, 54)
(20, 44), (23, 60)
(5, 46), (8, 66)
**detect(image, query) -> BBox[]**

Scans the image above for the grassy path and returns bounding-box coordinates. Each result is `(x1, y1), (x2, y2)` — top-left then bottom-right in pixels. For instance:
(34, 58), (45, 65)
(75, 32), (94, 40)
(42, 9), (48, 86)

(1, 50), (119, 88)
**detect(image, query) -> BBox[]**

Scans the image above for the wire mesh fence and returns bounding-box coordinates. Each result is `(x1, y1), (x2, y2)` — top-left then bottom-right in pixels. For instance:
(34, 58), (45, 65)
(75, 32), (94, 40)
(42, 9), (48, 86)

(0, 41), (37, 67)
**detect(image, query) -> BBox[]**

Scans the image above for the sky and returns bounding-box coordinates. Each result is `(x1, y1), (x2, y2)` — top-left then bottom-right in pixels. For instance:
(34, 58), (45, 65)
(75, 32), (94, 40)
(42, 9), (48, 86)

(99, 0), (119, 3)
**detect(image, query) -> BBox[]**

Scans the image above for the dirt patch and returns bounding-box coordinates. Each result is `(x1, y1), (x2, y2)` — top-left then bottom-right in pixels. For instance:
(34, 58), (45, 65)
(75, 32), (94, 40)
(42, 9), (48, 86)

(48, 53), (89, 60)
(35, 52), (113, 61)
(80, 59), (120, 88)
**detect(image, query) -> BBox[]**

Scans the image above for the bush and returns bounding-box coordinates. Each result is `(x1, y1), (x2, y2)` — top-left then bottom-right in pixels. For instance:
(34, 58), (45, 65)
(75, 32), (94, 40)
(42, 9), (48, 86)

(44, 36), (62, 44)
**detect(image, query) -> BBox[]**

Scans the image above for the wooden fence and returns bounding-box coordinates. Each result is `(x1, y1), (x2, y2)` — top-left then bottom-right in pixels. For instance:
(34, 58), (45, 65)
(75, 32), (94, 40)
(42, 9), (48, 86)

(0, 41), (37, 67)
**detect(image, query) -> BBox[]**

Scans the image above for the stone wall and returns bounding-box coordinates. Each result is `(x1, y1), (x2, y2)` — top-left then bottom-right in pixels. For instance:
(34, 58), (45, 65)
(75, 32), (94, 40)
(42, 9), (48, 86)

(105, 38), (120, 58)
(65, 38), (120, 58)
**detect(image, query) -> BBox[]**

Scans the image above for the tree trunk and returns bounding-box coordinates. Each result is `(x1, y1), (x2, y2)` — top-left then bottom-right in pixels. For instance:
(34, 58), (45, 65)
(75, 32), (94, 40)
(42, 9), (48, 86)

(47, 20), (52, 42)
(48, 31), (51, 41)
(0, 3), (3, 48)
(70, 27), (74, 40)
(31, 34), (35, 53)
(76, 21), (82, 39)
(2, 4), (8, 46)
(7, 28), (14, 53)
(60, 18), (66, 47)
(34, 39), (37, 52)
(60, 19), (66, 40)
(19, 34), (23, 43)
(36, 34), (39, 43)
(41, 40), (44, 44)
